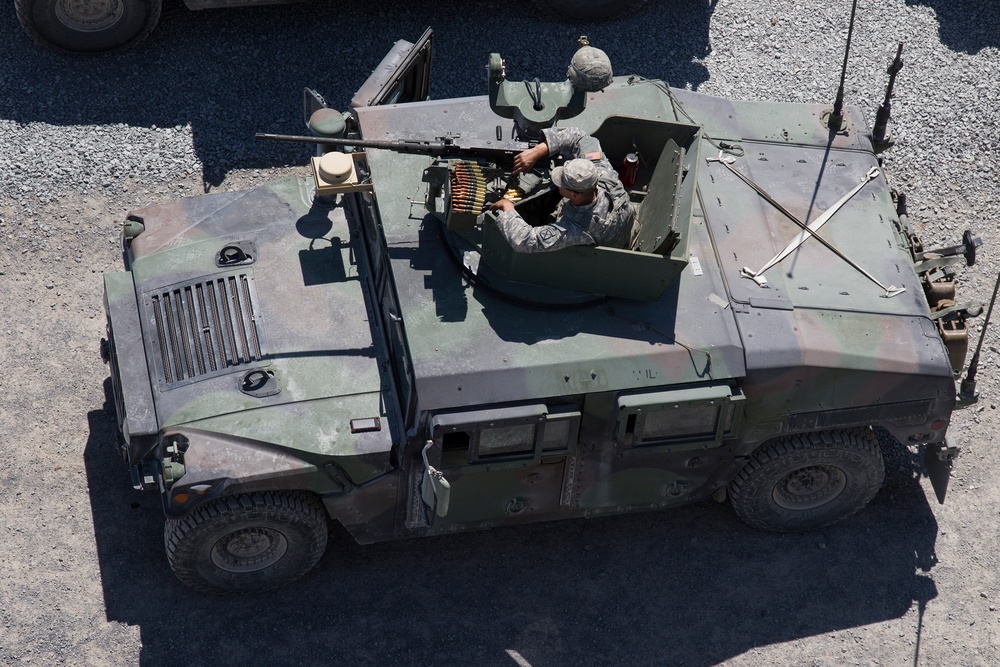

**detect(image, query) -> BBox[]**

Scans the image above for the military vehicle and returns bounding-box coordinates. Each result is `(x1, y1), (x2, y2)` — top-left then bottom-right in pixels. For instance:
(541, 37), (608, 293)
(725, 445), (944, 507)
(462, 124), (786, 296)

(101, 28), (984, 594)
(14, 0), (648, 53)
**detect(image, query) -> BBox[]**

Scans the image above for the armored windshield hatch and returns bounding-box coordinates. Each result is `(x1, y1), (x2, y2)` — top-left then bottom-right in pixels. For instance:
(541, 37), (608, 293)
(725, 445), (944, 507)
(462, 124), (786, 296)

(145, 273), (267, 387)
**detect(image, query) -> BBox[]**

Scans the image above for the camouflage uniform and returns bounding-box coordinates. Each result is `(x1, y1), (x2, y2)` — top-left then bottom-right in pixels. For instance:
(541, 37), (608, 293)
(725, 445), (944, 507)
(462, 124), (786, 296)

(495, 127), (635, 253)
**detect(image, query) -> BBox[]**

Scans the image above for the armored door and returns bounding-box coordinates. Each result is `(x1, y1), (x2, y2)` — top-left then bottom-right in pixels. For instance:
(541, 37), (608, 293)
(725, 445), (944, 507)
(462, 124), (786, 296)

(412, 403), (580, 532)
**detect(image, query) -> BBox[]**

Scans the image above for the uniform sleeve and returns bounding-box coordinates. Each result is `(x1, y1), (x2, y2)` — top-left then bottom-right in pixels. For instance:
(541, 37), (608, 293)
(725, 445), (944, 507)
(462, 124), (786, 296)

(494, 208), (592, 253)
(540, 127), (589, 160)
(543, 127), (619, 185)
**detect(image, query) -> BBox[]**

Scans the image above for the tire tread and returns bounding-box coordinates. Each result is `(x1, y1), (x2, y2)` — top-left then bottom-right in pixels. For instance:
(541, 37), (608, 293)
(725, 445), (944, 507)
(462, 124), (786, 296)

(729, 428), (884, 532)
(164, 490), (328, 595)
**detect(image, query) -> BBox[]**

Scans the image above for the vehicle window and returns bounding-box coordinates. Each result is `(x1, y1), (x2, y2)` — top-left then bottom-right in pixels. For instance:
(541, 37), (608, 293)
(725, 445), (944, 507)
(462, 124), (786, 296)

(540, 407), (579, 452)
(431, 403), (578, 466)
(616, 384), (744, 449)
(641, 403), (719, 441)
(479, 424), (536, 457)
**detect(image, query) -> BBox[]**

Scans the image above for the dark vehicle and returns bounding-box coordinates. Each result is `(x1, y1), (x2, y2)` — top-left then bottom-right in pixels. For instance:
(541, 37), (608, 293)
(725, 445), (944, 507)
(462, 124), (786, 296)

(101, 29), (981, 594)
(14, 0), (649, 53)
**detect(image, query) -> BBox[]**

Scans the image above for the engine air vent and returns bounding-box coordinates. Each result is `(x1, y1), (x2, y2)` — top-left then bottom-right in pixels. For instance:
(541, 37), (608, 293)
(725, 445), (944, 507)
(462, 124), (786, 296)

(146, 273), (265, 387)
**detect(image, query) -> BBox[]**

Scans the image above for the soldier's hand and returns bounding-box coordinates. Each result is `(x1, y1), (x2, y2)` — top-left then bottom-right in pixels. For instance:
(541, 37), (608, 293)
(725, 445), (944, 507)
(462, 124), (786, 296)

(513, 143), (549, 175)
(491, 199), (516, 212)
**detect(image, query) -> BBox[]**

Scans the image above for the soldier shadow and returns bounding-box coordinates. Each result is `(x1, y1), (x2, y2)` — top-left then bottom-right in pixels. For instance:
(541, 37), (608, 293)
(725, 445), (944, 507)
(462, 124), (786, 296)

(86, 378), (940, 666)
(2, 0), (712, 189)
(904, 0), (999, 53)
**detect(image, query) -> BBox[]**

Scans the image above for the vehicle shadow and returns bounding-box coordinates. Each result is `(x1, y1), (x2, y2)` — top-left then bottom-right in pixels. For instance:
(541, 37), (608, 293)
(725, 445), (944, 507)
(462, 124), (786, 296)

(86, 380), (938, 666)
(904, 0), (999, 53)
(1, 0), (712, 189)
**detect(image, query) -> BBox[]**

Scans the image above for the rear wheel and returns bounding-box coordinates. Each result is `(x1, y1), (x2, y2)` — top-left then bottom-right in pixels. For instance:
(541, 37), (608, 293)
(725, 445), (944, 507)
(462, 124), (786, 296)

(729, 428), (884, 532)
(15, 0), (161, 54)
(533, 0), (650, 22)
(164, 491), (328, 595)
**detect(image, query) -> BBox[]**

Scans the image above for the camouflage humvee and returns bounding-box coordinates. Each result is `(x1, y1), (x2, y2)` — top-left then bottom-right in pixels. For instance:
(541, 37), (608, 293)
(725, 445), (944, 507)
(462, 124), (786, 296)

(101, 29), (980, 594)
(15, 0), (647, 53)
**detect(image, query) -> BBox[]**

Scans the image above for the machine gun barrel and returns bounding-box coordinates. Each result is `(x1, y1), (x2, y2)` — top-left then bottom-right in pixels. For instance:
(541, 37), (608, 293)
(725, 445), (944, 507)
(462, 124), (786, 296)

(255, 133), (526, 165)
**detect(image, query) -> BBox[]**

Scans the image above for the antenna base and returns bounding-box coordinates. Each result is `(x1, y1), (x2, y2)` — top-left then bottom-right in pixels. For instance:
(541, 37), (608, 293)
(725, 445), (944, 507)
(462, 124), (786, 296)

(873, 132), (896, 154)
(822, 110), (848, 132)
(958, 377), (979, 404)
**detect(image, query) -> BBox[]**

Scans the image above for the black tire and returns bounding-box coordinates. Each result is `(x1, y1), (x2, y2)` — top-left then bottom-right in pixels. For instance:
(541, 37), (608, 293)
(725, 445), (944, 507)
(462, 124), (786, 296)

(729, 428), (884, 532)
(164, 491), (329, 595)
(533, 0), (650, 22)
(15, 0), (161, 54)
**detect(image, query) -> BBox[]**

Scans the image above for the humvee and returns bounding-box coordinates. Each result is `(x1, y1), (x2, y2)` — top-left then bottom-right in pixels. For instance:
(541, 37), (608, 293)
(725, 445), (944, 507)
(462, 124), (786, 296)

(14, 0), (648, 53)
(101, 29), (980, 593)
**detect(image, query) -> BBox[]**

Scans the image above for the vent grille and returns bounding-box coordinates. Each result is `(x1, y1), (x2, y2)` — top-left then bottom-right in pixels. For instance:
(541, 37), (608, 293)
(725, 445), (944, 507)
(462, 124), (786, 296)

(788, 400), (932, 432)
(148, 274), (264, 386)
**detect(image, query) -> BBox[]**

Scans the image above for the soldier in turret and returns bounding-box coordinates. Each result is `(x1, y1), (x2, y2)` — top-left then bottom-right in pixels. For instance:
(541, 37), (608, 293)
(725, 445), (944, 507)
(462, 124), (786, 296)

(490, 44), (635, 253)
(490, 126), (636, 252)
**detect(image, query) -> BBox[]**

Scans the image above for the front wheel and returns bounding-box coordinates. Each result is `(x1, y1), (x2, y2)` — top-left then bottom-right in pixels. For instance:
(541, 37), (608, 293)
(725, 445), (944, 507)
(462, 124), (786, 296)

(729, 428), (884, 532)
(15, 0), (161, 54)
(164, 491), (329, 595)
(533, 0), (650, 22)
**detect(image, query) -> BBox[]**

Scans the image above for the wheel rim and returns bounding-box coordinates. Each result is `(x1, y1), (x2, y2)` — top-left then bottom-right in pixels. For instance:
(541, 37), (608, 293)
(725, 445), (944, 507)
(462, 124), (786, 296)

(54, 0), (125, 32)
(772, 465), (847, 510)
(210, 527), (289, 573)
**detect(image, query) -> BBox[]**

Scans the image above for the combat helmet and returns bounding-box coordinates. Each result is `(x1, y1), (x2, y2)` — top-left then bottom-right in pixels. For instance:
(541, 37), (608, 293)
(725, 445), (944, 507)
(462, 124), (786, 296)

(567, 36), (613, 92)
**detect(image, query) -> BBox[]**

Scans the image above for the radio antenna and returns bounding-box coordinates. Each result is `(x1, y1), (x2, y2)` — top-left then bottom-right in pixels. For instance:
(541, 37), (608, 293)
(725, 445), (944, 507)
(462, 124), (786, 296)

(872, 43), (905, 151)
(828, 0), (859, 130)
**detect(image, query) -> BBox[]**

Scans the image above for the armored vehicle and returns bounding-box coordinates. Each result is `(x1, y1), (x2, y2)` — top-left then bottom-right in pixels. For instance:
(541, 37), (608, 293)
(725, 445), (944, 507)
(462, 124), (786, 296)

(15, 0), (648, 53)
(101, 29), (982, 594)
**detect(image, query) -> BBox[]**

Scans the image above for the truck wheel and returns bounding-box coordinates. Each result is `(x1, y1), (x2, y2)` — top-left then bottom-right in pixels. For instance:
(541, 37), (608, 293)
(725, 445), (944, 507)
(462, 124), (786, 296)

(164, 491), (328, 595)
(533, 0), (649, 22)
(729, 428), (884, 532)
(15, 0), (161, 54)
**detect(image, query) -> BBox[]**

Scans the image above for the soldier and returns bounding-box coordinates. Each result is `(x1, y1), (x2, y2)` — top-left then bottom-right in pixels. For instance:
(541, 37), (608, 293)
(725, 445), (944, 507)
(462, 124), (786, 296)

(490, 126), (636, 253)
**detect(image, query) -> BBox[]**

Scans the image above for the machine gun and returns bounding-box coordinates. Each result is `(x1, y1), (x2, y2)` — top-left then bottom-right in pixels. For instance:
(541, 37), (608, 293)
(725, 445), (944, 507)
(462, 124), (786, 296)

(255, 133), (531, 171)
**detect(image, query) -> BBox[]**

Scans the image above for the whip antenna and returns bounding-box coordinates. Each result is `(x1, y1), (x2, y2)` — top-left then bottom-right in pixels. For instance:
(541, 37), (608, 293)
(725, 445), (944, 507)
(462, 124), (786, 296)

(872, 43), (905, 151)
(828, 0), (859, 130)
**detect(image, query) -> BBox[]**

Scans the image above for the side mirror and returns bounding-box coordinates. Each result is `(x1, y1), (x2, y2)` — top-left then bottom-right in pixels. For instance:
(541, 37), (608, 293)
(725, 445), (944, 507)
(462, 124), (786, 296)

(420, 441), (451, 517)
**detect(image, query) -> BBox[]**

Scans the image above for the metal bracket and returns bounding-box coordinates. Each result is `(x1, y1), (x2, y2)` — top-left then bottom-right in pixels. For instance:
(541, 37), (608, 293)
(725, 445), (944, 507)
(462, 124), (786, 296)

(917, 230), (981, 267)
(929, 300), (984, 321)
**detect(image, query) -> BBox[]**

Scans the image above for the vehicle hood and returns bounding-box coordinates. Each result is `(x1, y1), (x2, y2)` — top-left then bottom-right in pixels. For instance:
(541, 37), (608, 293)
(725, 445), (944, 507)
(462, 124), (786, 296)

(120, 176), (394, 458)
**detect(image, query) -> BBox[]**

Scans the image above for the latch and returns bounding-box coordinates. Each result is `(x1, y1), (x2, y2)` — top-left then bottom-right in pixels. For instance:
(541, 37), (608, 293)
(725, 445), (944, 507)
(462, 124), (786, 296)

(239, 370), (279, 397)
(217, 241), (257, 267)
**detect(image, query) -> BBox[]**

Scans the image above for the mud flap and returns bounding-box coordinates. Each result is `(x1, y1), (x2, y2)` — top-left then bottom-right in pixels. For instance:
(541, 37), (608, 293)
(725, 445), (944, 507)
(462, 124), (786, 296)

(923, 440), (960, 504)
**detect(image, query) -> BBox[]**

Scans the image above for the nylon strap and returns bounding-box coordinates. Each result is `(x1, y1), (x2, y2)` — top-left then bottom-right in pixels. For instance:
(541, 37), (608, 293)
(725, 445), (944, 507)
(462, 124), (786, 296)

(706, 154), (903, 298)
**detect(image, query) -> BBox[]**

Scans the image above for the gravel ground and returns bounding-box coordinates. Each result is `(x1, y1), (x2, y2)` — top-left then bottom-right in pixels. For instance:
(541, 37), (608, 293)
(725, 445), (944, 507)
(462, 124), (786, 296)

(1, 0), (999, 665)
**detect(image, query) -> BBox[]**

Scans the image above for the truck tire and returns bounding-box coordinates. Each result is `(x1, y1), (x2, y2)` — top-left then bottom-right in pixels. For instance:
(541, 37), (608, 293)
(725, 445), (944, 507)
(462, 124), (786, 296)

(533, 0), (650, 22)
(729, 428), (884, 532)
(164, 491), (328, 595)
(15, 0), (161, 54)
